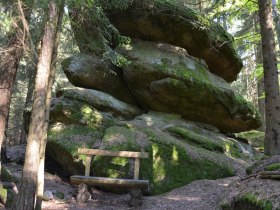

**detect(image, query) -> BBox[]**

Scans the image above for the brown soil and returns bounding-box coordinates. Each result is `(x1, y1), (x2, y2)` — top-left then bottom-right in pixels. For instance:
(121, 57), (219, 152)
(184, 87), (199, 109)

(2, 163), (239, 210)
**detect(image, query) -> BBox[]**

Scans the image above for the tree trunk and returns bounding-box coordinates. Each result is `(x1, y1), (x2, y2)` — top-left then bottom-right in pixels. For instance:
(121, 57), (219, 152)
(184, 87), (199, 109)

(257, 77), (266, 131)
(272, 0), (280, 48)
(19, 42), (40, 144)
(20, 10), (48, 144)
(11, 1), (59, 209)
(35, 1), (64, 209)
(0, 0), (33, 179)
(254, 13), (266, 131)
(258, 0), (280, 155)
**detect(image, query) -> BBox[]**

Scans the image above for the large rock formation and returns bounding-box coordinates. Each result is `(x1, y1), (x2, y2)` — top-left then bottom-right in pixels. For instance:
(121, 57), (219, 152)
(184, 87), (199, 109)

(48, 100), (248, 195)
(71, 0), (242, 82)
(62, 40), (261, 132)
(45, 0), (262, 196)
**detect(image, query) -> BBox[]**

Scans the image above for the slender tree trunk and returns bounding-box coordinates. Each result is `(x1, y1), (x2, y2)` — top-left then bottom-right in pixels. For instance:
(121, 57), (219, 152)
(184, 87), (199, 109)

(35, 1), (64, 209)
(12, 1), (59, 209)
(257, 77), (266, 131)
(0, 0), (33, 179)
(272, 0), (280, 48)
(254, 13), (266, 131)
(258, 0), (280, 155)
(20, 11), (48, 144)
(19, 43), (39, 144)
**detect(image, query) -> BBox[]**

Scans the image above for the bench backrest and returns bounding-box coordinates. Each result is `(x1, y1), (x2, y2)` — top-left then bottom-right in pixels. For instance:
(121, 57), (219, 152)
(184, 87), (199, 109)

(78, 148), (149, 180)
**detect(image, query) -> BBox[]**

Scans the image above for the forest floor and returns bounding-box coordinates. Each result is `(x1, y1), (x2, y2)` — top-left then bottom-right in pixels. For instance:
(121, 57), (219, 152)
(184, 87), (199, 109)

(2, 163), (239, 210)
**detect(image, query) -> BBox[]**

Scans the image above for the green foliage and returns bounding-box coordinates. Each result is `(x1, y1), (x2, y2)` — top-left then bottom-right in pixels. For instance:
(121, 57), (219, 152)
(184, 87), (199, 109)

(68, 0), (130, 59)
(102, 47), (131, 67)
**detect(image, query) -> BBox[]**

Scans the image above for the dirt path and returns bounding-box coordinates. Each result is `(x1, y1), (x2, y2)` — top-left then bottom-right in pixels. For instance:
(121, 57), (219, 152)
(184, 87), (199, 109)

(142, 177), (238, 210)
(3, 163), (239, 210)
(42, 177), (238, 210)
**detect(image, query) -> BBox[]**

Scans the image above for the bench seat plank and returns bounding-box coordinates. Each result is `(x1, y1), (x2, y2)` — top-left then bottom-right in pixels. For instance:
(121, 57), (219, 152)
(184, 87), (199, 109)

(70, 175), (149, 189)
(78, 148), (149, 158)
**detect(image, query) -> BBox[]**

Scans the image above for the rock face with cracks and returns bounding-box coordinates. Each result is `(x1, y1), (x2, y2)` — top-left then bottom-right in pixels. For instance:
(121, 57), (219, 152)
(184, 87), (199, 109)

(47, 109), (248, 195)
(46, 0), (262, 197)
(72, 0), (243, 82)
(62, 40), (261, 133)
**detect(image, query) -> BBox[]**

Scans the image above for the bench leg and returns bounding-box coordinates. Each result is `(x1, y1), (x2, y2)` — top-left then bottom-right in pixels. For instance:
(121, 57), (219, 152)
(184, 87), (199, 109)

(128, 188), (142, 207)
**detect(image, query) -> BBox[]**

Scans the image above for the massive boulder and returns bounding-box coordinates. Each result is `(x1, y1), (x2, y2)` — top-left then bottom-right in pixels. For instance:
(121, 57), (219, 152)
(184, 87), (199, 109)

(61, 54), (136, 105)
(118, 40), (260, 132)
(62, 39), (260, 132)
(72, 0), (243, 82)
(47, 110), (248, 195)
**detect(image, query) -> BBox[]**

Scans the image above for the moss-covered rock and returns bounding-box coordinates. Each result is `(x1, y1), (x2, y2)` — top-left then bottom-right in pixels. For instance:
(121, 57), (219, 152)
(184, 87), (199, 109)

(117, 39), (260, 132)
(221, 192), (273, 210)
(46, 111), (254, 195)
(62, 54), (136, 105)
(50, 98), (118, 132)
(166, 126), (241, 158)
(74, 0), (242, 82)
(46, 123), (102, 175)
(92, 126), (234, 195)
(52, 87), (142, 123)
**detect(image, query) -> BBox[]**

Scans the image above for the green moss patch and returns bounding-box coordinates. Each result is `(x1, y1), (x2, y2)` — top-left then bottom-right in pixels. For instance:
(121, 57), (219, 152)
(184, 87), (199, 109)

(48, 124), (101, 155)
(47, 124), (102, 175)
(264, 163), (280, 171)
(236, 130), (264, 149)
(167, 126), (224, 152)
(234, 193), (273, 210)
(167, 126), (241, 158)
(51, 98), (116, 131)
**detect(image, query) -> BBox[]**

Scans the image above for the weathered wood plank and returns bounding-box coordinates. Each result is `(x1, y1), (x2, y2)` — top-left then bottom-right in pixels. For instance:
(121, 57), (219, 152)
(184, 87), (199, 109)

(78, 148), (149, 158)
(70, 176), (149, 188)
(85, 155), (92, 176)
(261, 171), (280, 179)
(261, 174), (280, 179)
(134, 158), (140, 180)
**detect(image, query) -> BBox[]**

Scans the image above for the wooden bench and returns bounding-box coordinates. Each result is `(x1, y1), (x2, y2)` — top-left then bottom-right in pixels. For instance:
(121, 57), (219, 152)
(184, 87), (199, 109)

(70, 148), (149, 206)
